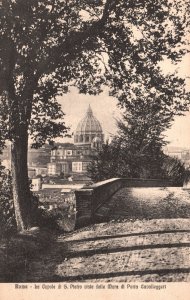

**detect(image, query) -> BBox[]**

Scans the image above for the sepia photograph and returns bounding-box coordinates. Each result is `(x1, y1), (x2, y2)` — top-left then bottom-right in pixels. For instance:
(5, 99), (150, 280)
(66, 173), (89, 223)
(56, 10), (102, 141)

(0, 0), (190, 297)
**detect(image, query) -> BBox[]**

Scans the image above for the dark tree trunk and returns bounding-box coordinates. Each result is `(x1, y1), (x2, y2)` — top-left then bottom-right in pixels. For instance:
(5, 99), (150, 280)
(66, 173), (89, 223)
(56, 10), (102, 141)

(11, 128), (32, 231)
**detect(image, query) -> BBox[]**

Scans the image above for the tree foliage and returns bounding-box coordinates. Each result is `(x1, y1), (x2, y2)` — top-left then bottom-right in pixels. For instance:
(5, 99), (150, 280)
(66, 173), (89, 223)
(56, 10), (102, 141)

(0, 0), (189, 230)
(88, 137), (186, 183)
(162, 156), (186, 185)
(104, 0), (190, 115)
(88, 88), (188, 181)
(87, 140), (121, 181)
(0, 0), (189, 146)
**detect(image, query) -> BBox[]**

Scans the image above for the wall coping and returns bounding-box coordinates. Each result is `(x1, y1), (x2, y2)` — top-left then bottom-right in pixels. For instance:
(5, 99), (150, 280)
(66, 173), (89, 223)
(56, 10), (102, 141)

(83, 178), (121, 189)
(82, 177), (175, 190)
(74, 177), (180, 229)
(75, 188), (94, 194)
(121, 178), (172, 182)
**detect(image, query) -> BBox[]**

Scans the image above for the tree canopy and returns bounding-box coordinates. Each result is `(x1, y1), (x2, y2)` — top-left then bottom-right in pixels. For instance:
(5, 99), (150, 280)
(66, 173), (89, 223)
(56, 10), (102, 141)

(0, 0), (189, 147)
(0, 0), (189, 230)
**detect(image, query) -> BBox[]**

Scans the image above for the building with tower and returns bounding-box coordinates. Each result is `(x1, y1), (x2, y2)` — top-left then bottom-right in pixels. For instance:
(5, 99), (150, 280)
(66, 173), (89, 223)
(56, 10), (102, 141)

(47, 105), (104, 177)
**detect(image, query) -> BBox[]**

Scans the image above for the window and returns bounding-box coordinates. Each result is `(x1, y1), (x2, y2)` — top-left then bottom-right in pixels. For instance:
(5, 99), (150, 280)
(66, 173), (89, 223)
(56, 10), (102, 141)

(72, 162), (82, 172)
(67, 150), (72, 156)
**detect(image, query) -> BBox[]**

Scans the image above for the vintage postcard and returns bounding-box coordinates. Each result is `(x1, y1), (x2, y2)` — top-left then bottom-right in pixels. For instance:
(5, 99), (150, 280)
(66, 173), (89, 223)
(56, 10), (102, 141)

(0, 0), (190, 299)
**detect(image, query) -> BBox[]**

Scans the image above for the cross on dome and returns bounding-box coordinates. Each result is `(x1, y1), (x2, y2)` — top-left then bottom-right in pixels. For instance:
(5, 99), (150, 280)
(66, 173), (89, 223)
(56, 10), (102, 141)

(86, 104), (93, 116)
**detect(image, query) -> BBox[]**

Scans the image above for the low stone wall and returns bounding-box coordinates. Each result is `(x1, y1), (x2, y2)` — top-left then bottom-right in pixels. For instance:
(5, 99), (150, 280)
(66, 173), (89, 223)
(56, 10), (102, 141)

(74, 177), (180, 228)
(74, 188), (94, 227)
(75, 178), (122, 227)
(183, 179), (190, 189)
(121, 178), (175, 187)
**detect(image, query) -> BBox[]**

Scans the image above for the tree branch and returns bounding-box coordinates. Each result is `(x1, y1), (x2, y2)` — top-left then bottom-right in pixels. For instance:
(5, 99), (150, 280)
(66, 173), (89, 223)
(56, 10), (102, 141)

(36, 0), (115, 76)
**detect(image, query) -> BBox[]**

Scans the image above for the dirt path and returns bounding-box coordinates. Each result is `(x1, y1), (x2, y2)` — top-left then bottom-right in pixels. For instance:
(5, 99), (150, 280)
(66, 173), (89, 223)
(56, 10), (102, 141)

(1, 187), (190, 282)
(17, 219), (190, 282)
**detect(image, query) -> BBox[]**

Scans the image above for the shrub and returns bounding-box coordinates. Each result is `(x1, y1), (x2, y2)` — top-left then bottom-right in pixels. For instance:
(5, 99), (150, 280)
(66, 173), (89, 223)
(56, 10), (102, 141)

(0, 168), (17, 238)
(35, 206), (60, 231)
(162, 156), (186, 185)
(0, 165), (41, 236)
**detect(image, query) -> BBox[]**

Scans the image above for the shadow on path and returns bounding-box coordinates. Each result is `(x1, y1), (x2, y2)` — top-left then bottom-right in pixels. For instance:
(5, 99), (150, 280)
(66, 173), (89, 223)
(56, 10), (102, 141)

(64, 242), (190, 259)
(67, 229), (190, 244)
(49, 267), (190, 282)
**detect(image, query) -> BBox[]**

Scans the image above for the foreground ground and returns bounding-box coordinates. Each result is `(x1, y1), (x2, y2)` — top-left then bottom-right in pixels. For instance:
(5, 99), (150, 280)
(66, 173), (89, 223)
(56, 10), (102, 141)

(0, 187), (190, 282)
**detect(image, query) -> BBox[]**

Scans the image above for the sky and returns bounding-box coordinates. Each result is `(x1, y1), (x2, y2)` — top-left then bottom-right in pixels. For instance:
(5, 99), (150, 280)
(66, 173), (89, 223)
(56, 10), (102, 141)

(57, 53), (190, 148)
(57, 87), (120, 141)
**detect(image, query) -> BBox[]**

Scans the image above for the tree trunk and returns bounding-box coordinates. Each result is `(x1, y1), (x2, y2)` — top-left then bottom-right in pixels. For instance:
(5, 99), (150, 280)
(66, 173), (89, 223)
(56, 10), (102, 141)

(11, 129), (32, 232)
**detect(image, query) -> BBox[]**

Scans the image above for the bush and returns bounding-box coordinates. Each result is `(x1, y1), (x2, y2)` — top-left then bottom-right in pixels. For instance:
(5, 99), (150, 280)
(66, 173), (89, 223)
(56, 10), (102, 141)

(0, 196), (17, 238)
(0, 168), (17, 238)
(162, 156), (186, 185)
(183, 169), (190, 185)
(0, 165), (41, 237)
(35, 206), (60, 231)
